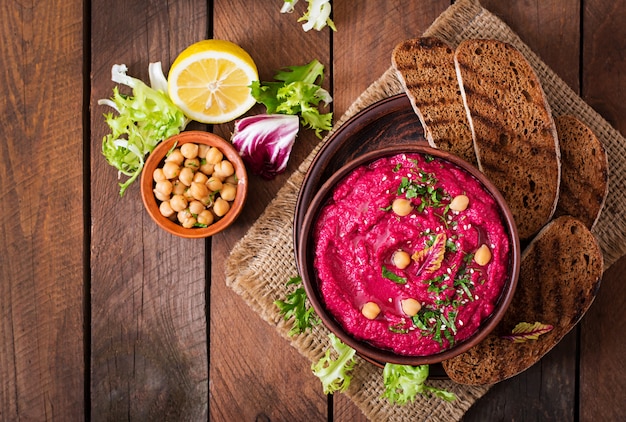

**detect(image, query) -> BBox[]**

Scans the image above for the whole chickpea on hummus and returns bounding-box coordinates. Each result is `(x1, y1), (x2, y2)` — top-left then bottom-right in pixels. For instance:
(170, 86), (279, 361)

(313, 153), (511, 356)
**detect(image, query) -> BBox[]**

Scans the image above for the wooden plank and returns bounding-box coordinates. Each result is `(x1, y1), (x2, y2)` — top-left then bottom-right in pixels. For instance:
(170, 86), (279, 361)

(333, 0), (453, 118)
(0, 0), (85, 419)
(482, 0), (581, 91)
(330, 1), (451, 418)
(459, 0), (582, 420)
(209, 0), (330, 420)
(580, 0), (626, 420)
(89, 1), (209, 420)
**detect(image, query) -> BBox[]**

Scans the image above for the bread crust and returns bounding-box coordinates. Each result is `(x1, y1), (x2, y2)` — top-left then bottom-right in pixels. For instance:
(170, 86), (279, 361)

(554, 114), (609, 230)
(442, 216), (603, 385)
(392, 37), (477, 165)
(454, 39), (561, 240)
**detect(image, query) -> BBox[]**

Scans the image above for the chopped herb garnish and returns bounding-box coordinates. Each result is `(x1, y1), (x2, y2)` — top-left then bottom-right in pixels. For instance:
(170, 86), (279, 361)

(382, 266), (407, 284)
(389, 323), (410, 334)
(395, 158), (448, 214)
(411, 307), (458, 346)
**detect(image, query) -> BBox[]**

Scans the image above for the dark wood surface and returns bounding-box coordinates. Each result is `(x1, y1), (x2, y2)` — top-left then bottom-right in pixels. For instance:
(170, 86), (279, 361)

(1, 0), (624, 420)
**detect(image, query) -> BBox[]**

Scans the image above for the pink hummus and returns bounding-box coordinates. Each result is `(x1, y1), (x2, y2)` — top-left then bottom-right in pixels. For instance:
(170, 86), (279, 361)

(313, 153), (510, 356)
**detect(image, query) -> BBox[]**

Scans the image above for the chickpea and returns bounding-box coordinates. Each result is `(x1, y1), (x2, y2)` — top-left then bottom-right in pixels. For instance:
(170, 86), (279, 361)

(178, 167), (194, 186)
(197, 143), (210, 159)
(197, 209), (214, 226)
(170, 194), (188, 212)
(401, 298), (422, 317)
(162, 161), (180, 180)
(220, 183), (237, 202)
(183, 187), (194, 201)
(206, 176), (223, 192)
(392, 250), (411, 269)
(188, 200), (205, 216)
(449, 194), (470, 212)
(159, 201), (175, 218)
(184, 157), (200, 170)
(153, 189), (170, 202)
(153, 168), (166, 183)
(171, 179), (186, 195)
(190, 181), (210, 201)
(154, 180), (173, 197)
(225, 174), (238, 185)
(199, 195), (214, 208)
(165, 149), (185, 165)
(474, 244), (492, 266)
(213, 197), (230, 217)
(193, 171), (208, 185)
(392, 198), (413, 216)
(213, 160), (235, 179)
(199, 161), (214, 175)
(180, 142), (199, 159)
(361, 302), (380, 320)
(181, 216), (197, 229)
(205, 146), (223, 165)
(177, 208), (193, 223)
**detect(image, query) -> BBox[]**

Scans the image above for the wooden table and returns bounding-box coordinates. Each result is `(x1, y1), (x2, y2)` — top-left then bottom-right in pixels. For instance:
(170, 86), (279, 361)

(2, 0), (625, 420)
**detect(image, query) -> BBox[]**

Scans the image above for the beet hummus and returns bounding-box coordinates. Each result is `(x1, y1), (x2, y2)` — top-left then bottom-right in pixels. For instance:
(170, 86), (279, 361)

(313, 152), (511, 356)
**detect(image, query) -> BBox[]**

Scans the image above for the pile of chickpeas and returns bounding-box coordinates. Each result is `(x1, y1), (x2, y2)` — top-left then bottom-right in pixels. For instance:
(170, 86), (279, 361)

(152, 142), (238, 228)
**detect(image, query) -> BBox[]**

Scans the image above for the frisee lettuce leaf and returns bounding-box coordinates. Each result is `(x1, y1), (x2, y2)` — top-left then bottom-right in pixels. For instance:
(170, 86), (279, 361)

(382, 364), (456, 404)
(280, 0), (336, 32)
(98, 63), (188, 196)
(250, 59), (332, 138)
(312, 333), (356, 394)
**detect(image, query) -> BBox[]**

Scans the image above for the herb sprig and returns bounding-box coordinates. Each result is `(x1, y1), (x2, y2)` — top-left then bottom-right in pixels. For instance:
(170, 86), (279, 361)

(274, 276), (320, 335)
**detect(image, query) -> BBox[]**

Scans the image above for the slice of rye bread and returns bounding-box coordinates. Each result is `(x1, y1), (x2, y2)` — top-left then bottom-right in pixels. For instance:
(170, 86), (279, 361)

(553, 114), (609, 230)
(441, 216), (603, 385)
(391, 37), (477, 165)
(454, 39), (561, 240)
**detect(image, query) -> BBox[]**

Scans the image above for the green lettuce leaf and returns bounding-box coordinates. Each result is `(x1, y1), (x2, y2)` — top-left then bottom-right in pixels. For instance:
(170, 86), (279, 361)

(250, 59), (332, 138)
(312, 333), (356, 394)
(382, 364), (456, 404)
(99, 63), (188, 196)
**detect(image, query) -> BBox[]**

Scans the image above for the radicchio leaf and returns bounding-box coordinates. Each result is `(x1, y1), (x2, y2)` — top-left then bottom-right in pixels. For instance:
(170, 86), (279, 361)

(411, 233), (446, 275)
(502, 322), (554, 343)
(231, 114), (299, 179)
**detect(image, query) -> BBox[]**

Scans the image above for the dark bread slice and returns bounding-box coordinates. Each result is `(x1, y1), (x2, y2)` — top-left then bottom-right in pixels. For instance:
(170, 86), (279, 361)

(455, 39), (561, 240)
(392, 37), (477, 165)
(554, 114), (609, 230)
(442, 216), (603, 385)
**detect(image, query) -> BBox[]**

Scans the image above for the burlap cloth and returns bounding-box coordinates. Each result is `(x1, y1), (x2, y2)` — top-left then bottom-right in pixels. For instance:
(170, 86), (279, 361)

(225, 0), (626, 419)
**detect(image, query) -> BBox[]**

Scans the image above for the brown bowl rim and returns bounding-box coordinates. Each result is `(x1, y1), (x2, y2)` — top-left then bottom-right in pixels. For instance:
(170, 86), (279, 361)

(140, 130), (248, 238)
(297, 144), (521, 365)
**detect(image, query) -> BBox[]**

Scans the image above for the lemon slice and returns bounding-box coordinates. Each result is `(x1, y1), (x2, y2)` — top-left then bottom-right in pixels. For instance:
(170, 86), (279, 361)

(168, 39), (259, 124)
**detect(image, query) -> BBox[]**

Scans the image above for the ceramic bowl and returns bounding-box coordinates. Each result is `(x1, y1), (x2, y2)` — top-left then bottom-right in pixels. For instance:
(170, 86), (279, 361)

(140, 130), (247, 238)
(296, 144), (520, 366)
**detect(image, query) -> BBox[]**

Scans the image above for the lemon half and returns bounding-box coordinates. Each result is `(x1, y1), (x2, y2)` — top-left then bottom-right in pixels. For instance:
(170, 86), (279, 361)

(168, 39), (259, 124)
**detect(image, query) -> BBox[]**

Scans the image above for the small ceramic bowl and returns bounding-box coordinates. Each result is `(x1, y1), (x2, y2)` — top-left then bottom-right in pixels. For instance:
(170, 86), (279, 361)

(140, 130), (247, 238)
(297, 144), (520, 366)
